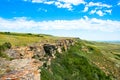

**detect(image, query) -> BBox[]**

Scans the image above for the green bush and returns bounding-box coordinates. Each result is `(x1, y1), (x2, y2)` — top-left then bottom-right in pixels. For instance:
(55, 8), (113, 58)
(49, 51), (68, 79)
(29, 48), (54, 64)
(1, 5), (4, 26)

(2, 42), (12, 49)
(0, 42), (12, 60)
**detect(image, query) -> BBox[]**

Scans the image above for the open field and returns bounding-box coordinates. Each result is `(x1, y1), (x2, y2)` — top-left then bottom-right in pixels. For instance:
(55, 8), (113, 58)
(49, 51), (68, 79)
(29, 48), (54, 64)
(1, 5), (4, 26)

(0, 32), (71, 46)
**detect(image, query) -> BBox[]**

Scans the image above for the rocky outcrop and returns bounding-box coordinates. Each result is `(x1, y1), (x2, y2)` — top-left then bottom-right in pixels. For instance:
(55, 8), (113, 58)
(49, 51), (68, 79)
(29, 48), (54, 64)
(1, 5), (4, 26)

(43, 44), (56, 57)
(0, 39), (76, 80)
(5, 39), (75, 59)
(0, 59), (42, 80)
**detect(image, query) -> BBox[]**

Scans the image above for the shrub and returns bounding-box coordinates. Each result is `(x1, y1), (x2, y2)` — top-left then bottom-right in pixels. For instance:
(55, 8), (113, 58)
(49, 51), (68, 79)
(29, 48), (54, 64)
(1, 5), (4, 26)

(27, 33), (32, 35)
(0, 42), (12, 60)
(2, 42), (12, 49)
(4, 32), (10, 34)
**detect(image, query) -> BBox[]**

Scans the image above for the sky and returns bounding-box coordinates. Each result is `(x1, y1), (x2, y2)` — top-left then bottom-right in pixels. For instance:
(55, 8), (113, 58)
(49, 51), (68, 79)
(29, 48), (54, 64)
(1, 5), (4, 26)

(0, 0), (120, 41)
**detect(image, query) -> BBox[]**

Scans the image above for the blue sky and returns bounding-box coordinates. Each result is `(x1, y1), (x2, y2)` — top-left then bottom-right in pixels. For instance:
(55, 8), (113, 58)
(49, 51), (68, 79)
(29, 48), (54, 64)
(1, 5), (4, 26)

(0, 0), (120, 41)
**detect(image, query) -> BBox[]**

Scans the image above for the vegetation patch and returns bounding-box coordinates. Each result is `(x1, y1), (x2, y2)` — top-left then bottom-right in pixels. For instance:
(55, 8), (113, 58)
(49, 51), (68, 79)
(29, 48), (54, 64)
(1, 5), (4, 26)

(41, 42), (111, 80)
(0, 42), (12, 60)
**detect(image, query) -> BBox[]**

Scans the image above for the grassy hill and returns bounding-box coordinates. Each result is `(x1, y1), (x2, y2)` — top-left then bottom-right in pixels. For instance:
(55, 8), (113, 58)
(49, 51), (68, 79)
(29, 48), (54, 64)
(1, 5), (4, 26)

(41, 44), (112, 80)
(41, 40), (120, 80)
(0, 32), (67, 46)
(0, 32), (120, 80)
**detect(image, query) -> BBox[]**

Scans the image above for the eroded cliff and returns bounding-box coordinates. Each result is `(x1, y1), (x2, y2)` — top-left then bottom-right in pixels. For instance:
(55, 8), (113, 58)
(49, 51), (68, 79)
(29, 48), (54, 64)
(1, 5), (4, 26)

(0, 39), (75, 80)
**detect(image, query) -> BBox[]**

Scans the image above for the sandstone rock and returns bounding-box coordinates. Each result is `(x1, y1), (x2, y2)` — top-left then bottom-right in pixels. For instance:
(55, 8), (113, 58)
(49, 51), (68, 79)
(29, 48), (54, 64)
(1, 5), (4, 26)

(0, 59), (43, 80)
(57, 46), (62, 53)
(1, 39), (76, 80)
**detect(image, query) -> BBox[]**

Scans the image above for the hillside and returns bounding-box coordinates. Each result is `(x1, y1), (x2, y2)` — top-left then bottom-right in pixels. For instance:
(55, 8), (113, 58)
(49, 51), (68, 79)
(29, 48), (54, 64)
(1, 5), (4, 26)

(0, 32), (120, 80)
(41, 40), (120, 80)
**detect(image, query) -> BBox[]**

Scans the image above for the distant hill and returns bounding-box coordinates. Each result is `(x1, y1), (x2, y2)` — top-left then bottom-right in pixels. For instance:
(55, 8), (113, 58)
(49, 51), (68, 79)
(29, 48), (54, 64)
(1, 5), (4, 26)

(94, 40), (120, 44)
(103, 41), (120, 44)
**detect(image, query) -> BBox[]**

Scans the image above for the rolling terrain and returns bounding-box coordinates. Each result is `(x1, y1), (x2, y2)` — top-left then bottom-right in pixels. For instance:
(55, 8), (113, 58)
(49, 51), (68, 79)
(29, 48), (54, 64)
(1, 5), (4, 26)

(0, 32), (120, 80)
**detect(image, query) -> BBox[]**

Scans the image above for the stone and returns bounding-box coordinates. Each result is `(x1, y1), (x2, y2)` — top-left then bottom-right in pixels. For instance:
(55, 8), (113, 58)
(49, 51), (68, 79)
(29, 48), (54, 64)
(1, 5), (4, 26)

(0, 59), (43, 80)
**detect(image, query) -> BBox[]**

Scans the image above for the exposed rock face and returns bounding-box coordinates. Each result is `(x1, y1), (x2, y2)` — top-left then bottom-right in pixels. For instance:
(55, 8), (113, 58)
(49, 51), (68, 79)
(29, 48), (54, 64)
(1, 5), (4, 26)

(0, 59), (42, 80)
(0, 39), (75, 80)
(5, 39), (75, 59)
(56, 39), (75, 53)
(5, 45), (46, 59)
(43, 44), (56, 57)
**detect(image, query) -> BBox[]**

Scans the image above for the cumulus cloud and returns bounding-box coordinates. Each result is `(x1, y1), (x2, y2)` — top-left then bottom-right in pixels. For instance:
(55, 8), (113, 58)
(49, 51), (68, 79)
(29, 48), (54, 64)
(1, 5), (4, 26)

(83, 7), (88, 12)
(90, 9), (96, 14)
(54, 2), (72, 10)
(96, 10), (104, 16)
(0, 17), (120, 32)
(32, 0), (45, 3)
(117, 2), (120, 6)
(44, 1), (54, 5)
(84, 2), (112, 16)
(24, 0), (112, 14)
(58, 0), (85, 5)
(89, 9), (112, 16)
(87, 2), (112, 8)
(24, 0), (85, 10)
(104, 10), (112, 14)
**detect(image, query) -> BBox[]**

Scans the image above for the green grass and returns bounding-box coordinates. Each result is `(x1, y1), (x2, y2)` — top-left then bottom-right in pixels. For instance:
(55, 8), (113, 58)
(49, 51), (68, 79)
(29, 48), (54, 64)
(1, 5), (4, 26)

(76, 40), (120, 79)
(41, 42), (112, 80)
(41, 39), (120, 80)
(0, 42), (12, 60)
(0, 32), (120, 79)
(0, 32), (66, 46)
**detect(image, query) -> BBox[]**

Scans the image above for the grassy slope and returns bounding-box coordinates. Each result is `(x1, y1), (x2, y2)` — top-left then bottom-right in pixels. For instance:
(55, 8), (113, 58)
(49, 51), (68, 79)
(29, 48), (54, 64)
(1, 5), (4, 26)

(41, 40), (112, 80)
(0, 32), (61, 60)
(78, 40), (120, 79)
(0, 32), (62, 46)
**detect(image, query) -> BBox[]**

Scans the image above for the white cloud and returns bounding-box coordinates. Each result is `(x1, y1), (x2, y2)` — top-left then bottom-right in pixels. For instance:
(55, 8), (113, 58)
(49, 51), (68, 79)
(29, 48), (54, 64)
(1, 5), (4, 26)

(32, 0), (44, 3)
(90, 10), (96, 14)
(87, 2), (112, 8)
(24, 0), (85, 10)
(84, 2), (112, 16)
(117, 2), (120, 6)
(83, 16), (88, 20)
(44, 1), (55, 5)
(89, 9), (112, 16)
(83, 7), (88, 12)
(104, 10), (112, 14)
(96, 10), (105, 16)
(0, 17), (120, 32)
(58, 0), (85, 5)
(55, 2), (72, 10)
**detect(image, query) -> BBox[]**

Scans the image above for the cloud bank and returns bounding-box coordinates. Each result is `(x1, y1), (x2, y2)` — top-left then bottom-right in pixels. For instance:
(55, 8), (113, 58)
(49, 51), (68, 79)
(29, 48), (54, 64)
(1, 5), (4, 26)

(0, 17), (120, 32)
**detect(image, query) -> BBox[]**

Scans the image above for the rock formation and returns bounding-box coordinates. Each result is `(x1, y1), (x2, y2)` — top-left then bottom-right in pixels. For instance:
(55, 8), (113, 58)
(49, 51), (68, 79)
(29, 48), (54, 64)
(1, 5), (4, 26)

(0, 59), (42, 80)
(0, 39), (75, 80)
